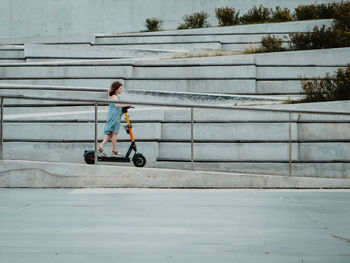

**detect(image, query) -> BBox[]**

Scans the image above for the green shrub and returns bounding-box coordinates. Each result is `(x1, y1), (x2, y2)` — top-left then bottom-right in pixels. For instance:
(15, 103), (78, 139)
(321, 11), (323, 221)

(271, 6), (293, 22)
(294, 4), (318, 20)
(241, 5), (272, 24)
(316, 3), (339, 19)
(261, 35), (285, 52)
(180, 11), (210, 29)
(294, 2), (341, 20)
(302, 65), (350, 102)
(288, 31), (312, 50)
(334, 1), (350, 31)
(333, 1), (350, 45)
(215, 7), (240, 26)
(177, 24), (189, 30)
(289, 24), (350, 50)
(309, 25), (340, 49)
(145, 17), (162, 31)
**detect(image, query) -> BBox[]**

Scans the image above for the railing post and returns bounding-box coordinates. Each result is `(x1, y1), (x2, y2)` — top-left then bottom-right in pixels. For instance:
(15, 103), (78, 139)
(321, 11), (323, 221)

(0, 97), (4, 160)
(288, 112), (292, 176)
(191, 107), (194, 170)
(94, 103), (98, 165)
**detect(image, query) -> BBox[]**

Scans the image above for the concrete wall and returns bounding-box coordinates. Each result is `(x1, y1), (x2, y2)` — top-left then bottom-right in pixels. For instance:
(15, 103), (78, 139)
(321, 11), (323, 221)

(2, 160), (350, 188)
(2, 101), (350, 177)
(0, 47), (349, 95)
(0, 0), (340, 38)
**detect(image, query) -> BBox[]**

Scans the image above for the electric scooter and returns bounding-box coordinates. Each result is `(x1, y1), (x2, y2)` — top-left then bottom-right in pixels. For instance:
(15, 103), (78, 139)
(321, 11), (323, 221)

(83, 107), (146, 167)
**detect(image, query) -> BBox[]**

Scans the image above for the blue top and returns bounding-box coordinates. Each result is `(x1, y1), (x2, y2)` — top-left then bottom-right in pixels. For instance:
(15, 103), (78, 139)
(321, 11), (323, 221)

(103, 96), (123, 135)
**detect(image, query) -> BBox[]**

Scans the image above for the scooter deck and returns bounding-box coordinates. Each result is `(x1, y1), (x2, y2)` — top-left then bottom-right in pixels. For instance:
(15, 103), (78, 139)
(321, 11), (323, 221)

(97, 155), (130, 162)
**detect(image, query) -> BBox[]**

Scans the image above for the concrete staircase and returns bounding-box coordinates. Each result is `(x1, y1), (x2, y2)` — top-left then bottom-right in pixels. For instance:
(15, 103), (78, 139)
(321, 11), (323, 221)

(1, 18), (349, 184)
(0, 19), (332, 63)
(0, 47), (349, 97)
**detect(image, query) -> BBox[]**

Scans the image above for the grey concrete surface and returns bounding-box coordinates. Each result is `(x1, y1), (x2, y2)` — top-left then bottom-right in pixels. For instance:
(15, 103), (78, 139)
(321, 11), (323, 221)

(1, 47), (349, 95)
(0, 83), (282, 105)
(0, 0), (338, 37)
(24, 44), (187, 60)
(97, 19), (332, 36)
(157, 161), (350, 178)
(2, 100), (350, 177)
(1, 160), (350, 188)
(0, 188), (349, 263)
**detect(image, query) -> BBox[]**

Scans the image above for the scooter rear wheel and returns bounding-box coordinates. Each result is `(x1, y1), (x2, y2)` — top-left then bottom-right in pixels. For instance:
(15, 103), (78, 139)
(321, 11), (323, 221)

(84, 151), (95, 164)
(132, 154), (146, 167)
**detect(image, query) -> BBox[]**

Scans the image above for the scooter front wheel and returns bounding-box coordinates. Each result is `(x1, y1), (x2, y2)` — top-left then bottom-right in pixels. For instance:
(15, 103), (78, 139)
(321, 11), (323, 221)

(132, 153), (146, 167)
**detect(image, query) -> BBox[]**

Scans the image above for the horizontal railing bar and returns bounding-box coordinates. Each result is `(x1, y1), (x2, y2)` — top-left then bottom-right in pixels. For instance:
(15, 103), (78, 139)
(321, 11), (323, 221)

(4, 103), (101, 107)
(95, 31), (308, 38)
(157, 159), (350, 163)
(4, 139), (350, 143)
(5, 120), (350, 124)
(0, 86), (107, 92)
(1, 94), (350, 116)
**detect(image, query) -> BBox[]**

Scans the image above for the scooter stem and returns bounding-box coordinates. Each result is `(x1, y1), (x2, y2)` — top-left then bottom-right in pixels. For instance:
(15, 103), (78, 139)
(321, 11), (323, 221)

(124, 112), (135, 143)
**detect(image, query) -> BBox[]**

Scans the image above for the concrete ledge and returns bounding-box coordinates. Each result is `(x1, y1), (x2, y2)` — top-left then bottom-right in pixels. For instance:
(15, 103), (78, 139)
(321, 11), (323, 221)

(157, 161), (350, 178)
(24, 44), (187, 60)
(1, 160), (350, 188)
(96, 19), (333, 39)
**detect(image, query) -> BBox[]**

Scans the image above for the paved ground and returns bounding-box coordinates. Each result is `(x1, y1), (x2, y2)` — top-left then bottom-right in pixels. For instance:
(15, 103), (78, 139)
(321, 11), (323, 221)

(0, 189), (349, 263)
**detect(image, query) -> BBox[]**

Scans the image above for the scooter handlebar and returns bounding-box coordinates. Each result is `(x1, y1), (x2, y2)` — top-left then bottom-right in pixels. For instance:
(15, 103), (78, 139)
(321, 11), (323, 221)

(122, 106), (133, 113)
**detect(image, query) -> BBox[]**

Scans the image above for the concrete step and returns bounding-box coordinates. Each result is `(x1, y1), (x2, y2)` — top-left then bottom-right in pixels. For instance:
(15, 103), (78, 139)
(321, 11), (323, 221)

(6, 120), (350, 141)
(0, 45), (24, 62)
(24, 44), (187, 61)
(3, 105), (163, 119)
(94, 43), (222, 52)
(0, 83), (108, 103)
(3, 140), (349, 165)
(122, 90), (283, 105)
(96, 20), (332, 52)
(4, 122), (161, 141)
(0, 83), (284, 106)
(1, 159), (350, 188)
(96, 33), (288, 45)
(3, 100), (350, 122)
(1, 47), (348, 95)
(156, 161), (350, 179)
(0, 34), (95, 45)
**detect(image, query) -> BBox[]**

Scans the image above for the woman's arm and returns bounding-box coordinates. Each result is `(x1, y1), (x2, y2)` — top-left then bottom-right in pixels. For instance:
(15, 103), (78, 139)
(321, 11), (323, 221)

(111, 94), (131, 108)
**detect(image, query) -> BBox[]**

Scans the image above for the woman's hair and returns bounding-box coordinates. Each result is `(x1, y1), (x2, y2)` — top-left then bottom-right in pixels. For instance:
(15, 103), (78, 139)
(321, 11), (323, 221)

(109, 81), (123, 96)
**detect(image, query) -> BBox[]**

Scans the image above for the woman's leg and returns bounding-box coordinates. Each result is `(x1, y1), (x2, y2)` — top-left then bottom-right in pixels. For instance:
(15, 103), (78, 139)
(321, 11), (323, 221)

(111, 132), (118, 152)
(99, 133), (112, 149)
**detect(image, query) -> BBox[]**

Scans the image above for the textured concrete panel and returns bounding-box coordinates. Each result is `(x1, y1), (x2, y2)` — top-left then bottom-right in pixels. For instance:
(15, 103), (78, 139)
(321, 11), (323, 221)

(158, 142), (298, 160)
(126, 79), (256, 93)
(132, 65), (256, 78)
(161, 123), (298, 140)
(298, 123), (350, 140)
(4, 122), (161, 141)
(24, 44), (186, 59)
(255, 47), (350, 66)
(299, 143), (350, 161)
(3, 142), (158, 166)
(158, 161), (350, 178)
(1, 160), (350, 188)
(0, 65), (132, 78)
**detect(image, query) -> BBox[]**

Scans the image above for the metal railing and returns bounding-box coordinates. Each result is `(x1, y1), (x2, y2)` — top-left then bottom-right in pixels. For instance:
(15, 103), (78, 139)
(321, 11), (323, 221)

(1, 94), (350, 175)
